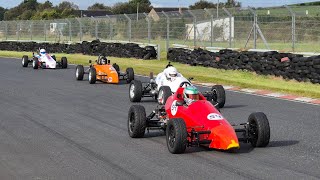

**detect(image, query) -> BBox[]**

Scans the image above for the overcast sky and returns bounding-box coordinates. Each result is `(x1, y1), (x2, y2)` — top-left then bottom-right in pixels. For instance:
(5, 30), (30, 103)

(0, 0), (318, 9)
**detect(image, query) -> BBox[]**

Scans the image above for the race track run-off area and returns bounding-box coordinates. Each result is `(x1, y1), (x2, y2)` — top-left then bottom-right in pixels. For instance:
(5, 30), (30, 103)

(0, 57), (319, 179)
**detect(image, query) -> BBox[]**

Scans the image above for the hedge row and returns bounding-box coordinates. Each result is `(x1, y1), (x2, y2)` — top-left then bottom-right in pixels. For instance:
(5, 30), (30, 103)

(0, 39), (157, 60)
(167, 48), (320, 84)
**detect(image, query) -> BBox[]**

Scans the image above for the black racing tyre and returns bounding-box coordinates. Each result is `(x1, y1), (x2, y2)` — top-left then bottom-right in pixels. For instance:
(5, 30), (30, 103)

(61, 57), (68, 69)
(75, 65), (84, 80)
(128, 105), (146, 138)
(211, 85), (226, 108)
(166, 118), (188, 154)
(22, 55), (29, 67)
(129, 80), (143, 102)
(32, 58), (39, 69)
(158, 86), (172, 105)
(126, 67), (134, 83)
(51, 55), (56, 61)
(112, 63), (120, 72)
(88, 67), (96, 84)
(248, 112), (270, 147)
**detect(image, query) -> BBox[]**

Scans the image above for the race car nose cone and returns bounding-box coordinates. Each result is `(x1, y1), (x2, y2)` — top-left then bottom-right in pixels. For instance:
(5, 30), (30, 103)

(208, 123), (240, 150)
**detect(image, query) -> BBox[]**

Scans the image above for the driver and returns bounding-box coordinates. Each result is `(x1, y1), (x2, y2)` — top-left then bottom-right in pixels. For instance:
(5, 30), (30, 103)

(100, 57), (107, 65)
(40, 49), (46, 55)
(183, 86), (200, 105)
(164, 66), (178, 81)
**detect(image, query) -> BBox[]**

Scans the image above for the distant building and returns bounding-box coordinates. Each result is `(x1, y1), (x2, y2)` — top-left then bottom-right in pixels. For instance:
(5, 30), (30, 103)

(148, 7), (188, 21)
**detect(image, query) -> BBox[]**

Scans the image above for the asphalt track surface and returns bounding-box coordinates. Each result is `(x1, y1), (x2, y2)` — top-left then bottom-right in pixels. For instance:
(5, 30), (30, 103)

(0, 57), (319, 180)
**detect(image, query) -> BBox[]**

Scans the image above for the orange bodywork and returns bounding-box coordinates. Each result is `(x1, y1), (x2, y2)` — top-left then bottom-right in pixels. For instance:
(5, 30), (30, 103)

(93, 64), (119, 84)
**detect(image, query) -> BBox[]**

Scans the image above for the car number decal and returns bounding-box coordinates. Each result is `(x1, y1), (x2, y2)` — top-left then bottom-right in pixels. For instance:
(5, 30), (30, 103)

(108, 77), (113, 82)
(207, 113), (224, 120)
(171, 100), (178, 116)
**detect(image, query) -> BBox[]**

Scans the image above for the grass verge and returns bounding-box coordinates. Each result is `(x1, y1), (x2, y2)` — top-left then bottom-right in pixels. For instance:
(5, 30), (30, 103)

(1, 50), (320, 98)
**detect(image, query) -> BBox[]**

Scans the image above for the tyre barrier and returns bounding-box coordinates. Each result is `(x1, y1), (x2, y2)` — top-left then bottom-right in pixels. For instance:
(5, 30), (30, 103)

(167, 48), (320, 84)
(0, 39), (157, 60)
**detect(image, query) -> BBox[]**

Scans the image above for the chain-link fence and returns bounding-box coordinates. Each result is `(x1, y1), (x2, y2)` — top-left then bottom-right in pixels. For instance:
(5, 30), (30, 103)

(0, 6), (319, 53)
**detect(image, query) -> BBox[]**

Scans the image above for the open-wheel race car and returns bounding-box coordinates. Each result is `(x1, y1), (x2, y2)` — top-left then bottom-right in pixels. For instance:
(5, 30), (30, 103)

(75, 54), (134, 84)
(128, 85), (270, 154)
(22, 49), (68, 69)
(129, 62), (226, 108)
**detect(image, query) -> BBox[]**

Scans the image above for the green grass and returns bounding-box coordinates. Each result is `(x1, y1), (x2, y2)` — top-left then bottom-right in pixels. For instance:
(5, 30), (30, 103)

(1, 50), (320, 98)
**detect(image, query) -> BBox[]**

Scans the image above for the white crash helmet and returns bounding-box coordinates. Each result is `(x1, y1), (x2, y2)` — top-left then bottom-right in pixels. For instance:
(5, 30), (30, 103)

(165, 66), (178, 80)
(40, 49), (46, 55)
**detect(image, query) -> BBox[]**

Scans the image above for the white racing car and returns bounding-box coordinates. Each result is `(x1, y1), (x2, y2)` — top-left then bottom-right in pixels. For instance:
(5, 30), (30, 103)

(129, 62), (226, 108)
(22, 49), (68, 69)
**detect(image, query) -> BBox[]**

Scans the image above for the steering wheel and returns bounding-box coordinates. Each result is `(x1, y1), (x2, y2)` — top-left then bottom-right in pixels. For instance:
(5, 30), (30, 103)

(179, 81), (192, 87)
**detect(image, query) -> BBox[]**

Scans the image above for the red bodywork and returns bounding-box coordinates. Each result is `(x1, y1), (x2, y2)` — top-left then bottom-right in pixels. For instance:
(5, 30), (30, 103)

(164, 87), (240, 150)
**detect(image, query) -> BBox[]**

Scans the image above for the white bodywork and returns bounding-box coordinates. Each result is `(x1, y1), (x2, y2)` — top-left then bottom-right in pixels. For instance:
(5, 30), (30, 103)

(155, 68), (190, 93)
(37, 54), (56, 68)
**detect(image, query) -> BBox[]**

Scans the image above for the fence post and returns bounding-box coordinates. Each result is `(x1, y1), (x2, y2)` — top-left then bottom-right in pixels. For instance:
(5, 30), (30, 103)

(285, 5), (296, 52)
(162, 11), (170, 52)
(76, 18), (83, 42)
(124, 14), (132, 42)
(188, 10), (197, 47)
(143, 13), (151, 43)
(42, 20), (47, 41)
(91, 17), (98, 40)
(4, 21), (8, 40)
(17, 21), (20, 41)
(223, 8), (233, 48)
(105, 15), (113, 41)
(248, 8), (257, 49)
(30, 21), (33, 41)
(204, 8), (214, 47)
(65, 19), (72, 42)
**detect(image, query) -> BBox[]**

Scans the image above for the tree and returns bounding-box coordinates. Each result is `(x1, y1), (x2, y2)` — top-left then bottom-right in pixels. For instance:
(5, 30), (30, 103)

(189, 0), (216, 10)
(56, 1), (79, 11)
(38, 1), (53, 11)
(0, 7), (7, 21)
(112, 2), (131, 14)
(88, 3), (111, 11)
(112, 0), (151, 14)
(225, 0), (241, 8)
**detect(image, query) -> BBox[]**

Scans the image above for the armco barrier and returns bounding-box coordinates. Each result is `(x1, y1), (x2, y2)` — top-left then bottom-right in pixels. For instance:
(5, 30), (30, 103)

(0, 40), (157, 60)
(167, 48), (320, 84)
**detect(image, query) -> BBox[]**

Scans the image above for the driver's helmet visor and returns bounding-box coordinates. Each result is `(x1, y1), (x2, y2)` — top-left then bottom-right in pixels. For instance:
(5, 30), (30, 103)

(186, 94), (200, 100)
(40, 51), (46, 54)
(169, 73), (177, 77)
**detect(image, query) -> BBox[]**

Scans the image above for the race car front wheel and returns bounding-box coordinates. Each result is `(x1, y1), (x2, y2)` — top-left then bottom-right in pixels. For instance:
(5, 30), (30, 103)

(166, 118), (188, 154)
(126, 67), (134, 83)
(88, 67), (96, 84)
(129, 80), (143, 102)
(128, 105), (146, 138)
(158, 86), (172, 105)
(248, 112), (270, 147)
(211, 85), (226, 108)
(22, 55), (29, 67)
(76, 65), (84, 80)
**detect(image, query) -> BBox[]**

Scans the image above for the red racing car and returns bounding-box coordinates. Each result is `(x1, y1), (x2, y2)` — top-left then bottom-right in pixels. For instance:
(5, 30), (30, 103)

(128, 85), (270, 154)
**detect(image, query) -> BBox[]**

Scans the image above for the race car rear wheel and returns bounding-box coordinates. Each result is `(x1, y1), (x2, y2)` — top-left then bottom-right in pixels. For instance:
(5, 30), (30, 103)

(128, 105), (146, 138)
(211, 85), (226, 108)
(166, 118), (188, 154)
(88, 67), (96, 84)
(76, 65), (84, 80)
(22, 55), (29, 67)
(129, 80), (143, 102)
(158, 86), (171, 105)
(112, 63), (120, 72)
(126, 67), (134, 83)
(248, 112), (270, 147)
(32, 58), (39, 69)
(61, 57), (68, 69)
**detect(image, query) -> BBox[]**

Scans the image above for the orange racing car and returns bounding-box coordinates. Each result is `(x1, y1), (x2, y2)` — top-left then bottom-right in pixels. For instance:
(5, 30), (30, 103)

(75, 55), (134, 84)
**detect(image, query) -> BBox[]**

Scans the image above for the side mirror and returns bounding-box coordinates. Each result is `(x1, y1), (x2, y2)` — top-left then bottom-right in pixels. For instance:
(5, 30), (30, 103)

(149, 72), (154, 79)
(175, 100), (184, 106)
(188, 77), (194, 81)
(89, 60), (92, 63)
(107, 60), (110, 64)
